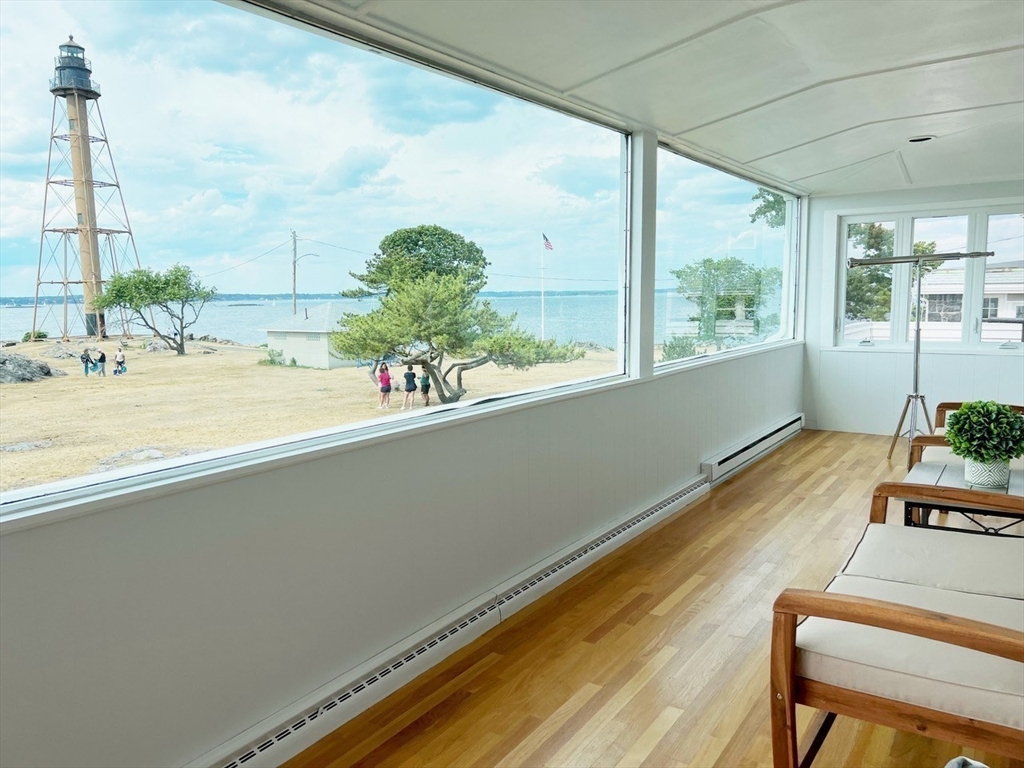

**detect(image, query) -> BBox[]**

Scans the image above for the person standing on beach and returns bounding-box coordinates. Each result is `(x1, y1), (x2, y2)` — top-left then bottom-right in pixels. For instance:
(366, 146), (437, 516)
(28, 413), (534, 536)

(95, 348), (107, 377)
(378, 363), (392, 409)
(80, 348), (93, 376)
(114, 347), (126, 375)
(401, 365), (417, 410)
(420, 366), (431, 406)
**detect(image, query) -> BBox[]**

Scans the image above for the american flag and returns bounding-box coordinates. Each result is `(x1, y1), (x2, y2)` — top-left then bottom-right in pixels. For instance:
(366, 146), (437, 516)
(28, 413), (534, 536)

(542, 233), (553, 251)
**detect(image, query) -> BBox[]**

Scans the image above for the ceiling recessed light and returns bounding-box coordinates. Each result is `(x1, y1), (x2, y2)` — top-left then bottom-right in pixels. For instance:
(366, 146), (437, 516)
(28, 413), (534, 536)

(908, 135), (937, 143)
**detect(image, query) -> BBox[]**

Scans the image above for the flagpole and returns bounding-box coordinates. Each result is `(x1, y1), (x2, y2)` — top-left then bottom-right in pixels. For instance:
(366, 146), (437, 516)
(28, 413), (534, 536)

(541, 238), (546, 342)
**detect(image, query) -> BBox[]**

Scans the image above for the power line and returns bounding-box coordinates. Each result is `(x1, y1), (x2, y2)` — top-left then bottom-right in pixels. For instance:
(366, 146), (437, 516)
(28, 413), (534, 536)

(199, 239), (292, 278)
(299, 237), (376, 257)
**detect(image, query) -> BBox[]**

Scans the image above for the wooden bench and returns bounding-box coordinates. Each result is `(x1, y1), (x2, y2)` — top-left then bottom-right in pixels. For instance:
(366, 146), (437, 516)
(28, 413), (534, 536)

(770, 482), (1024, 768)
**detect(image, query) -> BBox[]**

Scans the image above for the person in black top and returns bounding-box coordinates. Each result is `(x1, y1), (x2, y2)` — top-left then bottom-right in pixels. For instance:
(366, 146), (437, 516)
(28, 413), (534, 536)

(401, 364), (417, 410)
(80, 349), (93, 376)
(95, 349), (107, 377)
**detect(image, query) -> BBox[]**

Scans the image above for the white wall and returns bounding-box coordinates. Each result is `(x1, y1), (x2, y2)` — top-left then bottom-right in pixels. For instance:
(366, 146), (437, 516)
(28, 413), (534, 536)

(803, 180), (1024, 433)
(267, 331), (348, 369)
(0, 343), (802, 768)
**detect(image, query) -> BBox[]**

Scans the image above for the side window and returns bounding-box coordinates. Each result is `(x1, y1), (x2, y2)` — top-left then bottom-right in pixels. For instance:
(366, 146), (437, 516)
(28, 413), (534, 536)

(655, 149), (793, 364)
(842, 221), (894, 342)
(910, 215), (968, 343)
(981, 213), (1024, 343)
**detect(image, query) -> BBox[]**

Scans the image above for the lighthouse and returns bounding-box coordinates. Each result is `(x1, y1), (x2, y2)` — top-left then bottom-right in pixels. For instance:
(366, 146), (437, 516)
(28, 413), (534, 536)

(32, 36), (142, 341)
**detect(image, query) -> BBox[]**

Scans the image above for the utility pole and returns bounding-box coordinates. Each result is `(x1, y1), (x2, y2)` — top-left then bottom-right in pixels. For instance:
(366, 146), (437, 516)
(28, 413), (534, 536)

(292, 229), (298, 314)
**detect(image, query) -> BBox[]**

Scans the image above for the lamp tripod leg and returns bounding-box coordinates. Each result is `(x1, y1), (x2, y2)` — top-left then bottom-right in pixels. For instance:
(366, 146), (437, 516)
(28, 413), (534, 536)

(920, 395), (934, 434)
(887, 395), (913, 460)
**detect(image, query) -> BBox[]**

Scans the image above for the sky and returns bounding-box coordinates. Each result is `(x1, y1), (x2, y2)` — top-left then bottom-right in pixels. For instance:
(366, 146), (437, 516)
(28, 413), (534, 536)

(0, 0), (783, 298)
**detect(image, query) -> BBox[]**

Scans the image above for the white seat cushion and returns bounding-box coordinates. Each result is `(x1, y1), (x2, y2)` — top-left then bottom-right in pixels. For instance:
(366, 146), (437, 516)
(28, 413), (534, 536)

(796, 575), (1024, 729)
(841, 523), (1024, 600)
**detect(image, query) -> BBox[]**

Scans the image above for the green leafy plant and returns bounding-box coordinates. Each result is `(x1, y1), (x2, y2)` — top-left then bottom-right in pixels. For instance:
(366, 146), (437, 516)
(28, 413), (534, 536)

(258, 348), (284, 366)
(945, 401), (1024, 463)
(21, 330), (48, 342)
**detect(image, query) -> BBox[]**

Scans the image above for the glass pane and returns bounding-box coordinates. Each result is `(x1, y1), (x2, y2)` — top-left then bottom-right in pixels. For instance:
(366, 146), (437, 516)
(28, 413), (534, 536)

(655, 151), (790, 364)
(0, 1), (625, 494)
(982, 213), (1024, 343)
(911, 215), (968, 342)
(843, 221), (894, 342)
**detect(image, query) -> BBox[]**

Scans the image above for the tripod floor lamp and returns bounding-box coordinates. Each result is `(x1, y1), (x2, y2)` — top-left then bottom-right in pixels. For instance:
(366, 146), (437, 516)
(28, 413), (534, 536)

(847, 250), (992, 468)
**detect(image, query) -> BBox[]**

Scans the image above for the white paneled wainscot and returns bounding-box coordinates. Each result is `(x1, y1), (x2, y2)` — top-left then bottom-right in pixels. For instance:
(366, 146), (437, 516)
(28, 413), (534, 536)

(0, 342), (802, 768)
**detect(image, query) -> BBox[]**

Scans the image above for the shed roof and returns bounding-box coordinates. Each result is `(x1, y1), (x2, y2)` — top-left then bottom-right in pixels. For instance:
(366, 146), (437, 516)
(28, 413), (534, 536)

(263, 302), (347, 333)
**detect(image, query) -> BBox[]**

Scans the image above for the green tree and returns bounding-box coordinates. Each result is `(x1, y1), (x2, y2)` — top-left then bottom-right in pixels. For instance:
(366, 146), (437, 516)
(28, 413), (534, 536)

(331, 225), (582, 403)
(844, 224), (937, 321)
(343, 224), (489, 298)
(670, 257), (783, 342)
(92, 264), (216, 355)
(750, 187), (787, 228)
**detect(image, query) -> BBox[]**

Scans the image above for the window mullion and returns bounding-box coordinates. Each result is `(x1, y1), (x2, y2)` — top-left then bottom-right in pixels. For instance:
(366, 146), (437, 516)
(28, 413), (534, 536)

(627, 130), (657, 378)
(890, 215), (913, 344)
(963, 211), (985, 345)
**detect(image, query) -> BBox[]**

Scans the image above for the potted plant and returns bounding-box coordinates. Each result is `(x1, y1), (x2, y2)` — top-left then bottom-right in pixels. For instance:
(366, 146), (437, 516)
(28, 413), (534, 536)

(945, 400), (1024, 488)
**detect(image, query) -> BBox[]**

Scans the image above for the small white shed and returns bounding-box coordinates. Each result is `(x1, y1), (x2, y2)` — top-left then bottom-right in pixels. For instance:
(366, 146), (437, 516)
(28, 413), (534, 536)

(263, 303), (355, 369)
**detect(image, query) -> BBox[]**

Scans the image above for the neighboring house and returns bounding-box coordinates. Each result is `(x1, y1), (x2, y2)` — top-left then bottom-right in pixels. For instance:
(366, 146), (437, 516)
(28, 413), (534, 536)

(263, 302), (356, 369)
(920, 260), (1024, 342)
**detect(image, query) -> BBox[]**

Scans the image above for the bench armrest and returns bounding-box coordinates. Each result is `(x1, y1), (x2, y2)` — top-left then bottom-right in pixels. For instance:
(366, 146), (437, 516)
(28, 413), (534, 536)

(935, 401), (1024, 428)
(909, 435), (952, 467)
(869, 481), (1024, 523)
(774, 588), (1024, 662)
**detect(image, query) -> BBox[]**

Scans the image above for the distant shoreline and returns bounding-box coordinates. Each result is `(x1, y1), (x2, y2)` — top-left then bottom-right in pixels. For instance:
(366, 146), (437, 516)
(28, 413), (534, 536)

(0, 288), (684, 306)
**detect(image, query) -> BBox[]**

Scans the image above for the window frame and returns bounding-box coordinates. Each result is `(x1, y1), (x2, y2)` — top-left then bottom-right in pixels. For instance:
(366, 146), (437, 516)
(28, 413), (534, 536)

(652, 146), (801, 371)
(831, 201), (1024, 350)
(0, 6), (811, 518)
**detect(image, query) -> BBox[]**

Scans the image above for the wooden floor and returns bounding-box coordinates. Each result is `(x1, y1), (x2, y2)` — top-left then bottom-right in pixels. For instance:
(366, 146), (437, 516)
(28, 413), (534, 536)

(285, 431), (1023, 768)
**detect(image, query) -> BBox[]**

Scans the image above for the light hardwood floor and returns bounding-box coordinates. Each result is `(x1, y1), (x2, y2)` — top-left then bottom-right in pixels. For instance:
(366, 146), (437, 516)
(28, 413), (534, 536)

(285, 431), (1024, 768)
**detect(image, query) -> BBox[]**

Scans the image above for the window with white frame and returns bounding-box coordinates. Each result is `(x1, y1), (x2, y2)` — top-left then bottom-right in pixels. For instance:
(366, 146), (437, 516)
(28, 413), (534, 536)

(0, 0), (625, 497)
(838, 206), (1024, 347)
(841, 219), (895, 342)
(654, 148), (796, 364)
(982, 213), (1024, 343)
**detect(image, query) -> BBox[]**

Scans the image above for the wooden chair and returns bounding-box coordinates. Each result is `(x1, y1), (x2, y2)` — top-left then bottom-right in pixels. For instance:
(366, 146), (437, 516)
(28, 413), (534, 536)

(770, 482), (1024, 768)
(910, 402), (1024, 469)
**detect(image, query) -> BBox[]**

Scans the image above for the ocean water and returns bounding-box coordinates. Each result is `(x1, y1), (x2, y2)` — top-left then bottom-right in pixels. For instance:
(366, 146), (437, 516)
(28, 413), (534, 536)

(1, 292), (686, 349)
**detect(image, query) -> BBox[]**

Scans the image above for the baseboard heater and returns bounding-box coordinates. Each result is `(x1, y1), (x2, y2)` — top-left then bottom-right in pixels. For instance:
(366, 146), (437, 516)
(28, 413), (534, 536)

(700, 413), (803, 484)
(193, 475), (709, 768)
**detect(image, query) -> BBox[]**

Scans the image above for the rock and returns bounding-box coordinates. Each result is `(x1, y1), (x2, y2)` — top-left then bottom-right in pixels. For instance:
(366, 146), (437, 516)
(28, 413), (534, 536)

(145, 341), (167, 353)
(0, 352), (59, 383)
(197, 335), (240, 345)
(40, 343), (79, 360)
(0, 440), (53, 453)
(2, 341), (16, 347)
(574, 341), (609, 352)
(133, 449), (165, 461)
(194, 345), (217, 354)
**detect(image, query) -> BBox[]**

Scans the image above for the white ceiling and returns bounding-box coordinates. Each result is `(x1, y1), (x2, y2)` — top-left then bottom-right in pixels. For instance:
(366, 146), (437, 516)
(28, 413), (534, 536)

(243, 0), (1024, 196)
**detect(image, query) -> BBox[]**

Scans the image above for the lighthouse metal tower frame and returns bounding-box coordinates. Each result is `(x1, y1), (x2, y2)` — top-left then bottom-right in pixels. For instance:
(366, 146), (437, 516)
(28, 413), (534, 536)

(32, 36), (143, 341)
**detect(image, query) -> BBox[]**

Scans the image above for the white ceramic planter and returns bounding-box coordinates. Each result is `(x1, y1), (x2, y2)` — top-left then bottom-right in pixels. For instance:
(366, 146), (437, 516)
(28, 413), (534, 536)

(964, 458), (1011, 488)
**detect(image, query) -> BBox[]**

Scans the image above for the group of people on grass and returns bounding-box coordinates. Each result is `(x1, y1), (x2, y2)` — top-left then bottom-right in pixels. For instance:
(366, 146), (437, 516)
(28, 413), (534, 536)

(80, 347), (126, 377)
(377, 363), (430, 410)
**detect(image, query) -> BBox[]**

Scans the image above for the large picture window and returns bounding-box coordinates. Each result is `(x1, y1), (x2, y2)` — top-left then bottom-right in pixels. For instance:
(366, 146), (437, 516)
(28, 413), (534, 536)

(654, 149), (795, 365)
(0, 1), (624, 495)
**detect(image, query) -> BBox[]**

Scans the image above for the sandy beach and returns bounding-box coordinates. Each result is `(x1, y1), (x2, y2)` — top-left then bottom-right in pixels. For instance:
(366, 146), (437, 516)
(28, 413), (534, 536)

(0, 340), (619, 492)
